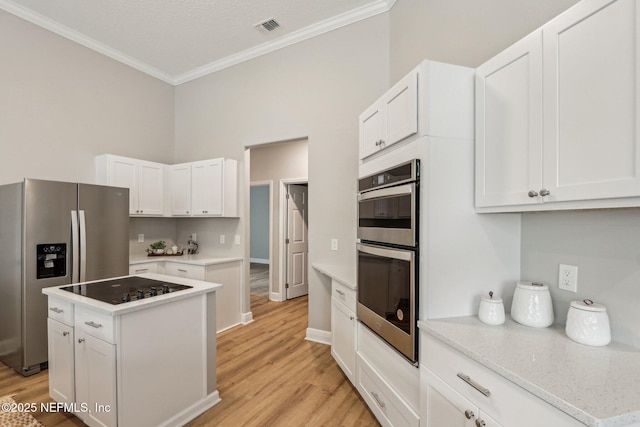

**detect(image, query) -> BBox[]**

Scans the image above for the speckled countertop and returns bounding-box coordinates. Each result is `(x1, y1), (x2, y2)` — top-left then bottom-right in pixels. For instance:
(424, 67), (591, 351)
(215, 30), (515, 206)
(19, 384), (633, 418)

(418, 316), (640, 427)
(129, 255), (242, 266)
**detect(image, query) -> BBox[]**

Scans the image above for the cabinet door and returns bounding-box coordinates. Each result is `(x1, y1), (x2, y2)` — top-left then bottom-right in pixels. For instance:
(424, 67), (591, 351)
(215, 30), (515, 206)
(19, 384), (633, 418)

(423, 368), (501, 427)
(137, 160), (165, 215)
(169, 163), (192, 215)
(383, 69), (418, 148)
(331, 298), (356, 384)
(47, 318), (75, 405)
(108, 155), (138, 214)
(543, 0), (640, 202)
(360, 103), (384, 159)
(475, 30), (543, 208)
(192, 159), (223, 216)
(75, 331), (117, 427)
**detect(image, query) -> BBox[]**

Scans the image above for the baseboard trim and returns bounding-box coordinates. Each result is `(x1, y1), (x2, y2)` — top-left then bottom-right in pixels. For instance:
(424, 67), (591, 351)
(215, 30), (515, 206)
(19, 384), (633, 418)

(249, 258), (270, 264)
(305, 328), (331, 345)
(269, 292), (284, 302)
(241, 311), (254, 325)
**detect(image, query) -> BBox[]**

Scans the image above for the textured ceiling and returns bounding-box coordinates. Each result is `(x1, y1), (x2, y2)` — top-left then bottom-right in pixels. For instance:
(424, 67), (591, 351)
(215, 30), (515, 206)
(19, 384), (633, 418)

(1, 0), (394, 84)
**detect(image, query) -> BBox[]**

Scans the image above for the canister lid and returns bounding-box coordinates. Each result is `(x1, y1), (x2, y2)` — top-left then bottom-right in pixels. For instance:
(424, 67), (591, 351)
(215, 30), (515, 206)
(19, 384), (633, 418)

(481, 295), (503, 303)
(570, 299), (607, 312)
(516, 281), (549, 291)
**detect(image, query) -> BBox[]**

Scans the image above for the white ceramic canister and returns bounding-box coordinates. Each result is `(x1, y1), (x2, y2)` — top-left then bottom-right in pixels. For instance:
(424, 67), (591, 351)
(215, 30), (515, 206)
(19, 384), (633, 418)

(478, 292), (505, 326)
(565, 299), (611, 346)
(510, 281), (554, 328)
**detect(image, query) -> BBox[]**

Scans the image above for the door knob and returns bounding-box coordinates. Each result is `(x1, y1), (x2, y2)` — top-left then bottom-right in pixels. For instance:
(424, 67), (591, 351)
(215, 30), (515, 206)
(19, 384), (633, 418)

(540, 188), (550, 197)
(528, 190), (539, 198)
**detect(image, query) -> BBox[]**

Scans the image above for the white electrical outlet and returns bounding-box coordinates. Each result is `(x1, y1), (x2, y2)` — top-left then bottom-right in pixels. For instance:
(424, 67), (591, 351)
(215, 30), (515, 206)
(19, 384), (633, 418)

(558, 264), (578, 292)
(138, 234), (144, 243)
(235, 235), (241, 245)
(220, 234), (225, 244)
(191, 233), (197, 242)
(331, 239), (338, 251)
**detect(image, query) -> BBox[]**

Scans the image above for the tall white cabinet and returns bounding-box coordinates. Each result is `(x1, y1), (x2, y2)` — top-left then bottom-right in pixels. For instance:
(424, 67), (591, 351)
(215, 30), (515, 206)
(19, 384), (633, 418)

(476, 0), (640, 211)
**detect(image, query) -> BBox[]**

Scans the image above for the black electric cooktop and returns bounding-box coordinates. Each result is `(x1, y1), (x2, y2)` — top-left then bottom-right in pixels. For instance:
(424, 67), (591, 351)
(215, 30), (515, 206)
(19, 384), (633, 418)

(60, 276), (192, 305)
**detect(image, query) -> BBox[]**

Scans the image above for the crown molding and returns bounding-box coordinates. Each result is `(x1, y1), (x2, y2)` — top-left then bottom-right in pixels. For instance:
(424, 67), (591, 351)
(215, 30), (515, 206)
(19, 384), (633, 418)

(0, 0), (176, 84)
(2, 0), (396, 86)
(173, 0), (396, 85)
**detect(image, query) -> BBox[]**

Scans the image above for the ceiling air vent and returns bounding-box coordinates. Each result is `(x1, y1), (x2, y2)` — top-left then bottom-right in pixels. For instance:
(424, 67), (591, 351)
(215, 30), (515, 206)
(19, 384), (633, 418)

(255, 18), (280, 33)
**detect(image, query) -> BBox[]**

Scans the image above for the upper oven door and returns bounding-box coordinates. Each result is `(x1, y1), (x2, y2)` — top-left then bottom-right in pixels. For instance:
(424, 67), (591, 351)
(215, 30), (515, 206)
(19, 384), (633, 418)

(358, 182), (417, 247)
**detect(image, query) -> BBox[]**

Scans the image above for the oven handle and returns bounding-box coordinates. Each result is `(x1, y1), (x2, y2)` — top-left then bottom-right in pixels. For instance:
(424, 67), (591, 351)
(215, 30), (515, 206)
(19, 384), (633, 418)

(357, 242), (414, 262)
(358, 183), (414, 202)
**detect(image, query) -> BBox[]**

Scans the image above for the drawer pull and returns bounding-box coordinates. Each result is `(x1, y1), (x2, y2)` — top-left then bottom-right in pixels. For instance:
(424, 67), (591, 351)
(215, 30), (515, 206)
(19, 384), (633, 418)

(457, 373), (491, 397)
(371, 391), (385, 409)
(465, 409), (475, 419)
(85, 321), (103, 329)
(49, 307), (64, 314)
(335, 289), (345, 296)
(135, 268), (149, 273)
(178, 269), (187, 273)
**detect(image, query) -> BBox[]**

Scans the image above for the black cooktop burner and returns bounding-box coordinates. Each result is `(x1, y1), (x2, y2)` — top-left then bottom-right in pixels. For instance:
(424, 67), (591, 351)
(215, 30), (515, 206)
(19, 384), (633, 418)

(60, 276), (192, 305)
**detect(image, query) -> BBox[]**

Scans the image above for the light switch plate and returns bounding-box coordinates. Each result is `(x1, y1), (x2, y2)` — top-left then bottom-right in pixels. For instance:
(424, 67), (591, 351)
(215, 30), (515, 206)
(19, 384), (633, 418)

(331, 239), (338, 251)
(138, 234), (144, 243)
(235, 235), (241, 245)
(220, 234), (225, 244)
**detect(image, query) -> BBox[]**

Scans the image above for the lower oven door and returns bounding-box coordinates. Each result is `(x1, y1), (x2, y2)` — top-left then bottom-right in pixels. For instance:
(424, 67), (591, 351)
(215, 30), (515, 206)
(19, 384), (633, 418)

(357, 242), (417, 363)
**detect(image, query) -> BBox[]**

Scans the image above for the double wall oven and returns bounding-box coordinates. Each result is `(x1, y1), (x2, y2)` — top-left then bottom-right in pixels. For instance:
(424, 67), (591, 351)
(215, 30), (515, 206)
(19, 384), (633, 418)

(357, 159), (419, 364)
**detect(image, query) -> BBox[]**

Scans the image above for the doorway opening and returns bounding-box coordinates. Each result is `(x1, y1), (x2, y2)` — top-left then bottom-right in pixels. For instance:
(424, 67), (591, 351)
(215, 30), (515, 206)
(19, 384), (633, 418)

(250, 183), (271, 300)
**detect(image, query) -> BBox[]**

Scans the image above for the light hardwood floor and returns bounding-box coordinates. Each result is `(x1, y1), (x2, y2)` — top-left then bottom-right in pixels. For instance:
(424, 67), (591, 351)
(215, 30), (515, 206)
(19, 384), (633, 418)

(0, 292), (379, 426)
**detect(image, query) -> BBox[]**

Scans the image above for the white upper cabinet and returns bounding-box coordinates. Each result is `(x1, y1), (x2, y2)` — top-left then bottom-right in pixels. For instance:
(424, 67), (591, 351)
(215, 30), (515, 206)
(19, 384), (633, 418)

(96, 154), (164, 216)
(476, 0), (640, 211)
(169, 163), (192, 216)
(360, 61), (474, 162)
(168, 158), (238, 218)
(475, 31), (543, 208)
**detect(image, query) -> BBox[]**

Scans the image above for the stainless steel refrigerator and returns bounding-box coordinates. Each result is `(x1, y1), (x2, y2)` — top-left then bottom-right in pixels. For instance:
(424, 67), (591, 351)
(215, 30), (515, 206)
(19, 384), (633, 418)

(0, 179), (129, 376)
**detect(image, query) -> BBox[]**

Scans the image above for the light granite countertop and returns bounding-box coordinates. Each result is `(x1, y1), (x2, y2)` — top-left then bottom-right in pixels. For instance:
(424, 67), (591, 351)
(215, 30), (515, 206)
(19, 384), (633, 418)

(418, 316), (640, 427)
(129, 255), (243, 266)
(311, 262), (356, 290)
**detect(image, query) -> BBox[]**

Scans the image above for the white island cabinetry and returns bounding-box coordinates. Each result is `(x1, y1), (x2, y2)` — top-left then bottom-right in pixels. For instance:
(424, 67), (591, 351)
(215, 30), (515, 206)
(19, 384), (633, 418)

(44, 274), (221, 427)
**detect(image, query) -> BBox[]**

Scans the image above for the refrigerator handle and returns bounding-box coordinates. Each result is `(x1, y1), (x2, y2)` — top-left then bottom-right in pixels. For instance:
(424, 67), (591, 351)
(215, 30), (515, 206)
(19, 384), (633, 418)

(79, 210), (87, 282)
(71, 210), (80, 283)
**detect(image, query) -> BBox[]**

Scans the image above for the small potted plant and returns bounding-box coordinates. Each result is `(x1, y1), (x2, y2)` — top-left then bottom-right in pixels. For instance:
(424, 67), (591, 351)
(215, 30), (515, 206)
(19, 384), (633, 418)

(149, 240), (166, 254)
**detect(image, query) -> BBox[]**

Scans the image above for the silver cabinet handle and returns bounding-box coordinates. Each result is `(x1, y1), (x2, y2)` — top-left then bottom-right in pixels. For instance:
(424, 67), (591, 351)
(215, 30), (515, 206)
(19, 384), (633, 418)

(78, 338), (85, 343)
(49, 307), (64, 314)
(85, 321), (103, 329)
(371, 391), (385, 409)
(63, 331), (69, 337)
(540, 188), (551, 197)
(349, 316), (355, 321)
(476, 419), (486, 427)
(335, 289), (345, 296)
(528, 190), (539, 198)
(457, 373), (491, 397)
(465, 410), (475, 419)
(178, 269), (187, 273)
(135, 268), (149, 273)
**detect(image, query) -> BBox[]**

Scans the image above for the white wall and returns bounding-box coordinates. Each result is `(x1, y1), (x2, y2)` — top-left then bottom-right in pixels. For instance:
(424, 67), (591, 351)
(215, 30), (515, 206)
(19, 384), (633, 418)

(0, 11), (175, 186)
(388, 0), (580, 81)
(521, 210), (640, 348)
(174, 16), (390, 333)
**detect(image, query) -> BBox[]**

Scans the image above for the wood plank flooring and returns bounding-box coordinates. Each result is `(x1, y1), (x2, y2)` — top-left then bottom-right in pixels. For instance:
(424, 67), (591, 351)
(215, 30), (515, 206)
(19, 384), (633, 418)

(0, 293), (378, 426)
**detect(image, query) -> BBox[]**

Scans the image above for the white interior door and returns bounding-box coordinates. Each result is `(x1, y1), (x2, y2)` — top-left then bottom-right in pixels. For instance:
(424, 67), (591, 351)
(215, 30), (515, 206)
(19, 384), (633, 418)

(286, 184), (308, 299)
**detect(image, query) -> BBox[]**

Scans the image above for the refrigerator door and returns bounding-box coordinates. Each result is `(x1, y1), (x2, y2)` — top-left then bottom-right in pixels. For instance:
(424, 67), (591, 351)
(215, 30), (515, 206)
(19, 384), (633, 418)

(78, 183), (129, 281)
(23, 179), (78, 372)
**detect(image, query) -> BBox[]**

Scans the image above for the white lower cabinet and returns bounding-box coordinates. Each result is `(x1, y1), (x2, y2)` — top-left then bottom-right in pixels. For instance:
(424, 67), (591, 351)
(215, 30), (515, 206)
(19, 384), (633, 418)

(356, 324), (420, 427)
(74, 330), (117, 427)
(162, 262), (205, 280)
(47, 318), (75, 405)
(128, 261), (159, 275)
(331, 291), (356, 383)
(420, 332), (584, 427)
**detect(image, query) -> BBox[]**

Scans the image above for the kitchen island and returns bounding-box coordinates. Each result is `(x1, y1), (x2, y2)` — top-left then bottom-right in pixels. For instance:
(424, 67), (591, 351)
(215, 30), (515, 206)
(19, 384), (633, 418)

(43, 273), (221, 427)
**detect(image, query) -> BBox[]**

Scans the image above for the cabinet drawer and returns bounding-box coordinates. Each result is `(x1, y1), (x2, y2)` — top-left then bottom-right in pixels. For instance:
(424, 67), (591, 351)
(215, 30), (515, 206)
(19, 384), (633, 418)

(331, 280), (356, 312)
(420, 333), (583, 426)
(129, 262), (158, 275)
(163, 262), (205, 280)
(48, 297), (73, 326)
(75, 307), (115, 344)
(357, 354), (419, 427)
